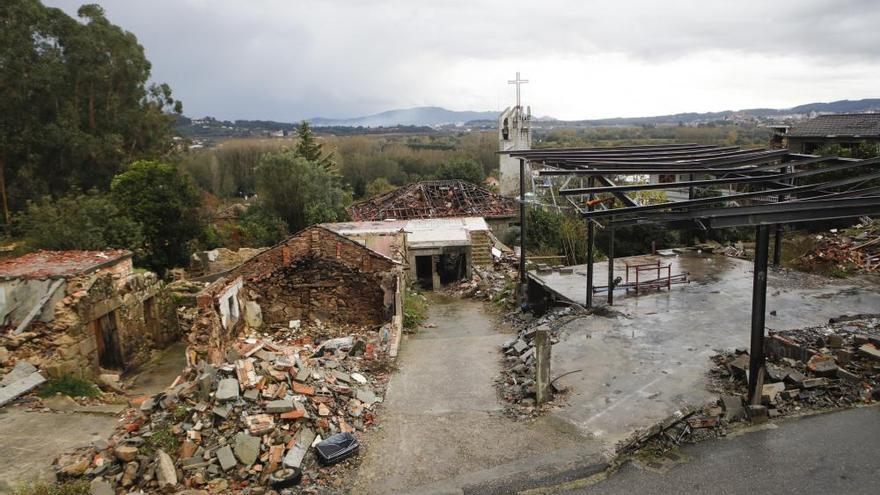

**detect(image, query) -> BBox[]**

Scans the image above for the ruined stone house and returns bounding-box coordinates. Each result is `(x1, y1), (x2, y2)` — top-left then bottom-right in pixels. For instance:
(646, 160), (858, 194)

(325, 217), (494, 290)
(0, 250), (178, 377)
(185, 226), (404, 364)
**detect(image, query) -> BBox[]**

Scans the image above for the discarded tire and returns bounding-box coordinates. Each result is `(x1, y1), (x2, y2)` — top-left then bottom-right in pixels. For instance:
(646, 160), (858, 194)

(269, 468), (302, 489)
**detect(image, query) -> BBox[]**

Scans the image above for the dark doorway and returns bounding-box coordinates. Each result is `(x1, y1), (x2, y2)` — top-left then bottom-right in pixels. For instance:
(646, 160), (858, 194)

(438, 253), (467, 284)
(415, 255), (434, 289)
(95, 312), (124, 370)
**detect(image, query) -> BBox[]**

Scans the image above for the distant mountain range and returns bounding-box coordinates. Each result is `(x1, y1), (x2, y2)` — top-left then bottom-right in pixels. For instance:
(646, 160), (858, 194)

(177, 99), (880, 142)
(308, 99), (880, 128)
(308, 106), (498, 127)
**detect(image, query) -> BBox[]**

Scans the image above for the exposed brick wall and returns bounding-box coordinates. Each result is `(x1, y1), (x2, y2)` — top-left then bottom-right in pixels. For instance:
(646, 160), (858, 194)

(186, 226), (401, 364)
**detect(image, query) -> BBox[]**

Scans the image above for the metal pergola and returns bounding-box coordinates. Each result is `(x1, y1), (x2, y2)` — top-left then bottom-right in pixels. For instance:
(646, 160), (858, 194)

(510, 144), (880, 402)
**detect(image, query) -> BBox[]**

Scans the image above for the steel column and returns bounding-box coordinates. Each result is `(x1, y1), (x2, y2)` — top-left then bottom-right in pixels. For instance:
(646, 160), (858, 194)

(586, 177), (595, 308)
(748, 225), (771, 403)
(607, 226), (615, 305)
(772, 224), (783, 267)
(518, 158), (527, 304)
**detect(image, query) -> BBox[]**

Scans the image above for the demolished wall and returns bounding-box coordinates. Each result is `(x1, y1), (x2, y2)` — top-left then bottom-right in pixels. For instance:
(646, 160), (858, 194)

(184, 226), (403, 365)
(2, 271), (180, 377)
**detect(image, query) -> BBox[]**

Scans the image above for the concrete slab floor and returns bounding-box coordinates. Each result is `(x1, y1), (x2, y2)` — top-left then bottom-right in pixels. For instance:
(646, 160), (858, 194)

(545, 253), (880, 446)
(126, 341), (188, 397)
(353, 295), (600, 495)
(0, 407), (117, 492)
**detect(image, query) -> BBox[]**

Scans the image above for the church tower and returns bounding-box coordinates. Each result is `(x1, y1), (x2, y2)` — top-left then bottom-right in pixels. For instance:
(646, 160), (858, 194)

(498, 72), (532, 197)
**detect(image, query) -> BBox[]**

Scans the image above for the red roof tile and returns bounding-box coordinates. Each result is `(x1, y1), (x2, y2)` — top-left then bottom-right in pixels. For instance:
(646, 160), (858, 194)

(0, 250), (132, 280)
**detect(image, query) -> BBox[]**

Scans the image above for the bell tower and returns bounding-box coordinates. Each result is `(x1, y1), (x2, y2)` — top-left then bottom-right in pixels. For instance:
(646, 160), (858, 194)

(498, 72), (532, 197)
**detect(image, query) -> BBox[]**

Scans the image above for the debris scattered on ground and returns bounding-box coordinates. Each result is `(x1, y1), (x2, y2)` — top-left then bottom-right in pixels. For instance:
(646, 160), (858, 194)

(452, 256), (518, 305)
(495, 306), (581, 419)
(616, 314), (880, 462)
(52, 327), (393, 493)
(794, 220), (880, 274)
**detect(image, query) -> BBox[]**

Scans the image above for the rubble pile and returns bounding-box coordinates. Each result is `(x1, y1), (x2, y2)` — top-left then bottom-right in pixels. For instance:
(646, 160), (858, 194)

(453, 256), (518, 304)
(54, 330), (393, 493)
(794, 220), (880, 274)
(616, 314), (880, 461)
(495, 306), (579, 418)
(709, 314), (880, 415)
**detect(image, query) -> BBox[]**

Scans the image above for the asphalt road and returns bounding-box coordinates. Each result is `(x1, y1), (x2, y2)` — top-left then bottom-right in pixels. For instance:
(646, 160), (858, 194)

(564, 405), (880, 495)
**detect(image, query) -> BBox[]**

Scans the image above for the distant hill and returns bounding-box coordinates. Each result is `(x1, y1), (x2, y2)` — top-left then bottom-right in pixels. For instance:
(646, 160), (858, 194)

(309, 106), (498, 127)
(545, 98), (880, 127)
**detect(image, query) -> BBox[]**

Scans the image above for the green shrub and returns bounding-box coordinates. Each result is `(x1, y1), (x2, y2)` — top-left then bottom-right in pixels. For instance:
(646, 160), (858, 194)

(38, 375), (100, 398)
(403, 287), (428, 330)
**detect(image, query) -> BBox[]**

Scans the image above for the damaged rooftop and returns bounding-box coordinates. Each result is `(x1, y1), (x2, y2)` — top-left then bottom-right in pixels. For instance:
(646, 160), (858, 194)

(0, 250), (132, 281)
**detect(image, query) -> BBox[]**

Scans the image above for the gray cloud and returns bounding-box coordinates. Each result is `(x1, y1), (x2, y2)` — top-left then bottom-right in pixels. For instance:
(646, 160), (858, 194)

(44, 0), (880, 121)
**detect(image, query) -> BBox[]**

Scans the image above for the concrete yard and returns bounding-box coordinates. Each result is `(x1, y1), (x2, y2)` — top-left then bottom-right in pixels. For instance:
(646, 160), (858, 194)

(537, 252), (880, 444)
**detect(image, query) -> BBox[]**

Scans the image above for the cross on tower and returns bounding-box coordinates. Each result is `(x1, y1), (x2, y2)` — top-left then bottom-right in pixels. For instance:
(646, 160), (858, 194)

(508, 71), (528, 108)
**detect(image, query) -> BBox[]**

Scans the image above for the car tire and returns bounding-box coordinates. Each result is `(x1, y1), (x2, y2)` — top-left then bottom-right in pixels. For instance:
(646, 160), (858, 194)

(269, 467), (302, 489)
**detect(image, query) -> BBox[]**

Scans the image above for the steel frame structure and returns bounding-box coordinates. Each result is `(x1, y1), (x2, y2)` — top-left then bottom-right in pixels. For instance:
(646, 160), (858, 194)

(510, 144), (880, 403)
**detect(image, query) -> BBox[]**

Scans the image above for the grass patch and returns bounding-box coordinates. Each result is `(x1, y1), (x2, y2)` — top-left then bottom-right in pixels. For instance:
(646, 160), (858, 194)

(403, 287), (428, 330)
(139, 423), (179, 456)
(11, 480), (90, 495)
(38, 375), (100, 398)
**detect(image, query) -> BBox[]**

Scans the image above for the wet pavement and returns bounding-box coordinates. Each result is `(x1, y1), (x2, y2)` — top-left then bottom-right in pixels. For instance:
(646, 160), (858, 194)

(543, 253), (880, 445)
(0, 408), (118, 492)
(561, 405), (880, 495)
(353, 295), (601, 494)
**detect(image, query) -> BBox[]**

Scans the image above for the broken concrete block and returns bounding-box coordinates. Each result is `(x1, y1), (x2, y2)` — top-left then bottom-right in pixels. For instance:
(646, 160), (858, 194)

(356, 388), (377, 405)
(266, 399), (294, 413)
(155, 450), (177, 488)
(114, 445), (138, 463)
(784, 370), (806, 386)
(807, 355), (838, 377)
(350, 372), (367, 385)
(233, 432), (260, 466)
(761, 383), (786, 405)
(215, 378), (239, 401)
(511, 340), (528, 355)
(282, 427), (316, 469)
(802, 377), (829, 389)
(835, 349), (854, 365)
(836, 368), (862, 384)
(858, 344), (880, 361)
(720, 395), (744, 421)
(854, 334), (870, 345)
(216, 445), (236, 471)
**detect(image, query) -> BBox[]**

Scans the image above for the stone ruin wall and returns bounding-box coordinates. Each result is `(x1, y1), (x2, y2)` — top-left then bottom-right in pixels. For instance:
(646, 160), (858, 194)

(4, 271), (180, 378)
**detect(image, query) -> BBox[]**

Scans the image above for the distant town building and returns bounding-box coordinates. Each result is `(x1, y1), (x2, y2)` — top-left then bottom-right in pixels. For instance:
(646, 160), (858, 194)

(781, 113), (880, 153)
(498, 73), (532, 197)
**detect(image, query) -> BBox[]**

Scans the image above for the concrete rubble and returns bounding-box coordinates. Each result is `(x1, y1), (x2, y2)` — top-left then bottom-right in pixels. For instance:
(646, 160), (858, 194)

(496, 306), (579, 418)
(617, 313), (880, 460)
(793, 219), (880, 274)
(52, 326), (394, 493)
(453, 255), (518, 304)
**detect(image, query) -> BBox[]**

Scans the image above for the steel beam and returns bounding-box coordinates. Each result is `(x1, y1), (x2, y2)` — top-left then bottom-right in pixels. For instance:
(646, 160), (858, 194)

(748, 225), (770, 403)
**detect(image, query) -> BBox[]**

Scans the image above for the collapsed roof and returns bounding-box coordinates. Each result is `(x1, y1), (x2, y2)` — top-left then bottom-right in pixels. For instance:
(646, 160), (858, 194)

(347, 180), (516, 221)
(0, 250), (132, 281)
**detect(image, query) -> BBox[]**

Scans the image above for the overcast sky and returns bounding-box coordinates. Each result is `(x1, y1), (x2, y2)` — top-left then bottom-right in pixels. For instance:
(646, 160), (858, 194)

(45, 0), (880, 122)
